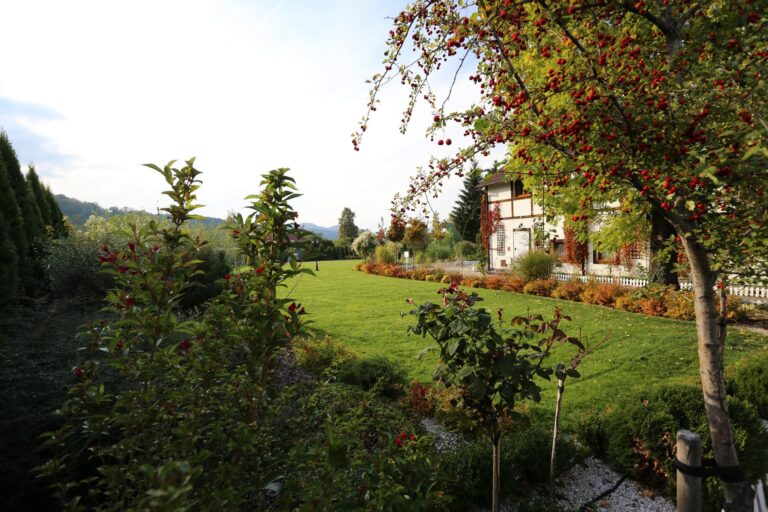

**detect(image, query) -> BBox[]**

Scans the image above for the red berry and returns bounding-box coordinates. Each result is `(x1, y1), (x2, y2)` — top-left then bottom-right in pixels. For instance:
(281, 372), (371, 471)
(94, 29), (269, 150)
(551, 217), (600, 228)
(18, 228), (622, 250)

(445, 139), (452, 145)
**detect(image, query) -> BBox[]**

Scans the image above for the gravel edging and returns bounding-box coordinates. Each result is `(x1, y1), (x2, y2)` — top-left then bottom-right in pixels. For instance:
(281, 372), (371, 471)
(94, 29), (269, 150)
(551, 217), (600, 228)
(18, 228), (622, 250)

(420, 416), (675, 512)
(555, 457), (674, 512)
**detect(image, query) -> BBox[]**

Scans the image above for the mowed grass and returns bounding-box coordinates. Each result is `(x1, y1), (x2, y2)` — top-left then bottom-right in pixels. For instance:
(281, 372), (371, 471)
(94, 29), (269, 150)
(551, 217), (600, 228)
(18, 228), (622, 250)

(288, 260), (768, 426)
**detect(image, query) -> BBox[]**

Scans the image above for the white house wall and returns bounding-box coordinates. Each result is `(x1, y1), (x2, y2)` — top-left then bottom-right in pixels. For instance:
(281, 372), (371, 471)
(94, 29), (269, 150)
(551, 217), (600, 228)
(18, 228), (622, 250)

(485, 181), (648, 276)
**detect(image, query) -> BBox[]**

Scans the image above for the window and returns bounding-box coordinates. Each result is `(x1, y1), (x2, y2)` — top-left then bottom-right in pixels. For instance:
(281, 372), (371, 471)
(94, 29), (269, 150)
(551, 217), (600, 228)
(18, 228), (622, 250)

(512, 179), (529, 198)
(496, 225), (505, 255)
(552, 239), (565, 261)
(593, 249), (616, 264)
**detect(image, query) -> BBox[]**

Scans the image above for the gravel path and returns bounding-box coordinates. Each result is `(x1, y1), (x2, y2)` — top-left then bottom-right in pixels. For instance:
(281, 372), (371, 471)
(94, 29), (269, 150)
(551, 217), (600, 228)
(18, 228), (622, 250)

(555, 457), (674, 512)
(421, 417), (675, 512)
(420, 417), (462, 453)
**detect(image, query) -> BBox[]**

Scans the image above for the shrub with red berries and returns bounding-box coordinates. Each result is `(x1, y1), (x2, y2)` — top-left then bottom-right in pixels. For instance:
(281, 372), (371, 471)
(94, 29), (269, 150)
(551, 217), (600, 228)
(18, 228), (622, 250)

(40, 161), (313, 510)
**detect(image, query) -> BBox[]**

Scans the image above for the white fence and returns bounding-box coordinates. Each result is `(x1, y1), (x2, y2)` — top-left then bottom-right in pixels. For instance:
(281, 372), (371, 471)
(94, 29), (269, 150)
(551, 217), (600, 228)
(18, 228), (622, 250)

(551, 272), (768, 301)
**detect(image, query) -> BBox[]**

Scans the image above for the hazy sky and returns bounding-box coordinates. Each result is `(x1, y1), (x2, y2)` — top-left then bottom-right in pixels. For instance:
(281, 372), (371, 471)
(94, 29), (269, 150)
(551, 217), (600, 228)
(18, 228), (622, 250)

(0, 0), (497, 230)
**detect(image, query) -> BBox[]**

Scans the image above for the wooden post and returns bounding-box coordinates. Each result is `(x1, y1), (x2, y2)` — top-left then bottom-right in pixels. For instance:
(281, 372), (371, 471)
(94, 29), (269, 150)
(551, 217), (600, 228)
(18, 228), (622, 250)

(677, 430), (702, 512)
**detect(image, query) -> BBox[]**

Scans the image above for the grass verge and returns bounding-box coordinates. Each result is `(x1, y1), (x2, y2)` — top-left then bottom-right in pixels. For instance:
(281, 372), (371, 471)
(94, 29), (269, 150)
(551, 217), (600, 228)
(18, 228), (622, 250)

(288, 260), (768, 427)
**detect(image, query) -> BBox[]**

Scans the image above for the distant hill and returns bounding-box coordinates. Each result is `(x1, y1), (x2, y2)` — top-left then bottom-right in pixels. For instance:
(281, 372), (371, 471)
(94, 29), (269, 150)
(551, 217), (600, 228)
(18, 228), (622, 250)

(302, 223), (338, 240)
(55, 194), (225, 228)
(57, 194), (334, 237)
(55, 194), (108, 225)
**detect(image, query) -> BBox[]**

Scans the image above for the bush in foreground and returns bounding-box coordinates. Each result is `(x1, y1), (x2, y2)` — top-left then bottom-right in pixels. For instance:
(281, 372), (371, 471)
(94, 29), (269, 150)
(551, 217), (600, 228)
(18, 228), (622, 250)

(575, 385), (768, 512)
(337, 356), (408, 398)
(442, 424), (579, 509)
(728, 349), (768, 419)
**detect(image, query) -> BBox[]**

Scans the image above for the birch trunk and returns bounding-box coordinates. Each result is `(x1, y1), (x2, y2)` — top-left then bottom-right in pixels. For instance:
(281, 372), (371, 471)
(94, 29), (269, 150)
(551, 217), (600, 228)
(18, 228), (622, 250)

(681, 237), (753, 511)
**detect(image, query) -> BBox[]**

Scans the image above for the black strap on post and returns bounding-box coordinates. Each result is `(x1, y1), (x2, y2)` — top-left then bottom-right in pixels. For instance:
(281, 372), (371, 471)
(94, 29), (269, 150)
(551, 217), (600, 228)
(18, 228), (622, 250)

(673, 457), (745, 483)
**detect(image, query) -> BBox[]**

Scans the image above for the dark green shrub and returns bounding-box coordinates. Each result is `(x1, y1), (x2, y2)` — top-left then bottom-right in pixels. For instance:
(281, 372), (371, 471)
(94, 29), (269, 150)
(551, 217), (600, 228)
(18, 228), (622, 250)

(299, 382), (414, 450)
(179, 246), (230, 309)
(728, 349), (768, 418)
(512, 250), (557, 281)
(337, 356), (408, 397)
(288, 406), (449, 511)
(292, 334), (357, 375)
(576, 384), (768, 512)
(44, 231), (116, 301)
(441, 424), (578, 509)
(39, 163), (311, 510)
(453, 240), (478, 261)
(424, 239), (453, 262)
(574, 408), (612, 458)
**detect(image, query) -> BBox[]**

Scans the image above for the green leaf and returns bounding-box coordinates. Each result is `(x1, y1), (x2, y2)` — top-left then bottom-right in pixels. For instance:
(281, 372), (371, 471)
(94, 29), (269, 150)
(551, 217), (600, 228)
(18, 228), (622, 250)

(565, 368), (581, 378)
(474, 118), (490, 134)
(456, 366), (475, 381)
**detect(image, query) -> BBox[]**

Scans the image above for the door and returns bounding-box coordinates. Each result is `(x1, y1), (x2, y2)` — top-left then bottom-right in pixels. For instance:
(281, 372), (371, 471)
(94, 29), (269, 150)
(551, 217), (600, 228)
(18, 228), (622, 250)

(512, 229), (530, 260)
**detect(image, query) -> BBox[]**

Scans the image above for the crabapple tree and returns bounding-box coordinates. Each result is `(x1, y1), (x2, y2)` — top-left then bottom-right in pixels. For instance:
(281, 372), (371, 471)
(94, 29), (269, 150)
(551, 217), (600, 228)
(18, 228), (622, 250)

(355, 1), (768, 509)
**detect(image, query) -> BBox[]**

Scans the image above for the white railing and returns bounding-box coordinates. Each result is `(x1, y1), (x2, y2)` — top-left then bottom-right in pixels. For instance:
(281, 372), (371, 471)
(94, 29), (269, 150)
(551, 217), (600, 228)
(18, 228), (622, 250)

(551, 272), (768, 301)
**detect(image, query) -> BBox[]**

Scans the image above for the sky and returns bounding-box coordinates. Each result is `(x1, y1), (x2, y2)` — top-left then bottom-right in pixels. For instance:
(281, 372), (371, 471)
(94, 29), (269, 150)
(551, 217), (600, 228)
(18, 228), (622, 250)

(0, 0), (499, 230)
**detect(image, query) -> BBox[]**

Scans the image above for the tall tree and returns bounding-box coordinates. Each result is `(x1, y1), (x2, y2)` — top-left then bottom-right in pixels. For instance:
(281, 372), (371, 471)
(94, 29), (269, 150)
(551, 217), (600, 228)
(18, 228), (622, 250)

(450, 165), (483, 242)
(0, 140), (29, 293)
(0, 158), (20, 301)
(357, 2), (768, 509)
(26, 165), (52, 228)
(0, 131), (43, 245)
(337, 207), (359, 243)
(45, 186), (68, 237)
(404, 218), (429, 252)
(386, 215), (406, 242)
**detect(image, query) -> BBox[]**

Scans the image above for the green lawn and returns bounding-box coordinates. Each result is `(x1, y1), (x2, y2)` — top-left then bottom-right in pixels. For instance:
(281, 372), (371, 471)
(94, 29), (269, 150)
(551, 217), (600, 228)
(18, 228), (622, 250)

(288, 260), (768, 425)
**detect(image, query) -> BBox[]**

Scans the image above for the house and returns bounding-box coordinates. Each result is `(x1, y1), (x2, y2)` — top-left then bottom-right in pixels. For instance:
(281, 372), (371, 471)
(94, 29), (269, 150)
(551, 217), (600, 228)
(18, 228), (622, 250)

(481, 172), (650, 276)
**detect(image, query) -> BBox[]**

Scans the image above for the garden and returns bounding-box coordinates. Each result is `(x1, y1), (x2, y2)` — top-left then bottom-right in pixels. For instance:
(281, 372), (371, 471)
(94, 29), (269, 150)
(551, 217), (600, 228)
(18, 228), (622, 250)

(1, 1), (767, 512)
(2, 157), (764, 511)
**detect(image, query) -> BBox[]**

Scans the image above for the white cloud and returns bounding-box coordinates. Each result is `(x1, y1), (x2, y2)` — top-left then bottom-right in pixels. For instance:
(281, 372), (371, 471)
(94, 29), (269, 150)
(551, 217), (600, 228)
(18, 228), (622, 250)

(0, 0), (500, 230)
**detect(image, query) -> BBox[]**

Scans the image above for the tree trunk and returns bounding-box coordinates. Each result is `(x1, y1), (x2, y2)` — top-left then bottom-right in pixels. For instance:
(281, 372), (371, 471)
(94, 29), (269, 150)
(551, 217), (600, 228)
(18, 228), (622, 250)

(649, 207), (680, 288)
(550, 378), (565, 500)
(681, 237), (753, 511)
(492, 429), (501, 512)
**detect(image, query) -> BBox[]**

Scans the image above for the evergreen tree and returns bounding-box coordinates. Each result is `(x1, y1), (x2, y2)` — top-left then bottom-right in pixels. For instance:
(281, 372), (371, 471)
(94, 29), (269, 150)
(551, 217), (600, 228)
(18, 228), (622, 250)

(0, 131), (43, 244)
(337, 207), (359, 243)
(45, 186), (68, 237)
(26, 165), (52, 228)
(450, 168), (483, 242)
(0, 158), (21, 300)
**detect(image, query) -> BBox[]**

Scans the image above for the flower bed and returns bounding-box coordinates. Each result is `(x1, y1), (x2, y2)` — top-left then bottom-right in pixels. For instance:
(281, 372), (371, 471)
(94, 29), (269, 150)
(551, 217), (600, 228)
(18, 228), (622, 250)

(355, 262), (748, 322)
